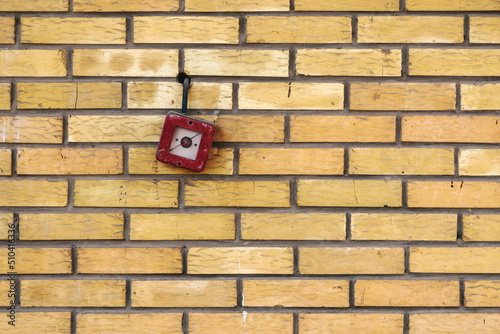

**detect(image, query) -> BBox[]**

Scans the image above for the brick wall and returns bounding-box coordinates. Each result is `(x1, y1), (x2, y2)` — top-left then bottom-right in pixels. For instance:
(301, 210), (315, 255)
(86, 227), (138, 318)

(0, 0), (499, 333)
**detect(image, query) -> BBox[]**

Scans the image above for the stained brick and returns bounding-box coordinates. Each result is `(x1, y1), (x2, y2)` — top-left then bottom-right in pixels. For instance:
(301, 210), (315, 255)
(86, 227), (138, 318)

(0, 83), (10, 109)
(464, 281), (500, 307)
(0, 248), (72, 274)
(0, 50), (67, 77)
(0, 116), (63, 143)
(410, 314), (500, 334)
(0, 149), (11, 175)
(461, 83), (500, 110)
(0, 17), (14, 44)
(463, 215), (500, 242)
(0, 213), (13, 241)
(0, 180), (67, 207)
(469, 16), (500, 43)
(189, 313), (293, 334)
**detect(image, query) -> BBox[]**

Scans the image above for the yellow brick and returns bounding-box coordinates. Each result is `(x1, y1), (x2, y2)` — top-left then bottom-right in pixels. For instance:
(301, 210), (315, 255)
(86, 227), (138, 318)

(135, 16), (238, 44)
(410, 313), (500, 334)
(22, 280), (126, 307)
(0, 149), (11, 175)
(402, 116), (500, 143)
(408, 181), (500, 208)
(406, 0), (499, 11)
(298, 180), (401, 207)
(410, 247), (500, 273)
(461, 83), (500, 110)
(355, 280), (459, 307)
(465, 280), (500, 307)
(189, 313), (293, 334)
(0, 116), (63, 143)
(352, 213), (457, 241)
(247, 16), (351, 43)
(19, 213), (124, 240)
(0, 248), (71, 274)
(459, 149), (500, 176)
(0, 83), (10, 109)
(0, 213), (13, 240)
(243, 280), (349, 307)
(0, 180), (67, 207)
(463, 214), (500, 242)
(0, 312), (71, 334)
(74, 180), (178, 208)
(185, 0), (288, 11)
(130, 213), (235, 240)
(0, 17), (14, 44)
(74, 0), (178, 11)
(132, 280), (237, 307)
(78, 248), (182, 274)
(185, 180), (289, 207)
(185, 49), (288, 77)
(77, 314), (182, 334)
(73, 49), (178, 77)
(351, 82), (456, 110)
(409, 49), (500, 76)
(300, 314), (404, 334)
(239, 82), (343, 110)
(0, 281), (9, 306)
(295, 0), (399, 11)
(205, 115), (285, 143)
(17, 148), (123, 175)
(0, 0), (68, 11)
(17, 82), (122, 109)
(358, 16), (463, 43)
(300, 247), (404, 275)
(0, 50), (66, 77)
(188, 247), (293, 274)
(350, 148), (454, 175)
(297, 49), (401, 76)
(291, 116), (395, 142)
(239, 148), (343, 175)
(470, 16), (500, 43)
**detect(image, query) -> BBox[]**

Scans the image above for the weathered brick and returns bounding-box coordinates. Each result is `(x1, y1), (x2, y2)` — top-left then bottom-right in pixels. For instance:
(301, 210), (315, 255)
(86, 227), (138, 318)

(0, 180), (67, 207)
(0, 149), (11, 175)
(0, 0), (68, 11)
(351, 213), (457, 241)
(0, 248), (71, 274)
(185, 0), (288, 11)
(0, 83), (10, 109)
(300, 247), (404, 274)
(74, 180), (178, 208)
(184, 49), (289, 77)
(358, 16), (463, 43)
(0, 281), (9, 306)
(0, 17), (14, 44)
(0, 116), (63, 143)
(134, 17), (238, 44)
(0, 213), (13, 240)
(188, 247), (293, 274)
(73, 49), (178, 77)
(465, 281), (500, 307)
(17, 148), (123, 175)
(77, 314), (182, 334)
(297, 180), (401, 207)
(74, 0), (178, 11)
(410, 314), (500, 334)
(470, 16), (500, 43)
(295, 0), (399, 11)
(22, 280), (126, 307)
(461, 83), (500, 110)
(78, 248), (182, 274)
(247, 16), (351, 43)
(355, 280), (459, 307)
(463, 214), (500, 242)
(408, 181), (500, 208)
(297, 49), (401, 76)
(406, 0), (499, 11)
(459, 149), (500, 176)
(300, 314), (404, 334)
(132, 280), (237, 307)
(0, 312), (71, 334)
(0, 50), (66, 76)
(130, 213), (235, 240)
(189, 313), (293, 334)
(350, 82), (456, 110)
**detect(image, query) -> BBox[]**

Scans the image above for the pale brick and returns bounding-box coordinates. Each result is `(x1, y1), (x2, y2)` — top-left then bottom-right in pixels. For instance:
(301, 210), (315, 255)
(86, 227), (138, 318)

(0, 213), (13, 240)
(410, 314), (500, 334)
(465, 281), (500, 307)
(0, 312), (71, 334)
(300, 314), (404, 334)
(0, 149), (11, 175)
(0, 83), (10, 109)
(0, 0), (68, 11)
(470, 16), (500, 43)
(0, 180), (67, 207)
(185, 0), (288, 11)
(77, 314), (182, 334)
(189, 313), (293, 334)
(0, 248), (71, 274)
(0, 116), (63, 143)
(461, 83), (500, 110)
(0, 50), (66, 77)
(459, 149), (500, 176)
(406, 0), (499, 11)
(74, 0), (178, 11)
(0, 281), (9, 306)
(207, 115), (285, 142)
(463, 215), (500, 242)
(295, 0), (399, 11)
(0, 17), (14, 44)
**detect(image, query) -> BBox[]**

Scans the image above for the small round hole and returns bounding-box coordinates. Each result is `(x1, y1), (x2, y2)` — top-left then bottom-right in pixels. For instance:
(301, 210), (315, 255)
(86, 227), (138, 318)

(177, 162), (182, 166)
(188, 121), (193, 125)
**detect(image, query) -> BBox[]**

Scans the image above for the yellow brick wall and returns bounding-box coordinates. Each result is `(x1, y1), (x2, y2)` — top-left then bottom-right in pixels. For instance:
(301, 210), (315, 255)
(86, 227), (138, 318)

(0, 0), (499, 333)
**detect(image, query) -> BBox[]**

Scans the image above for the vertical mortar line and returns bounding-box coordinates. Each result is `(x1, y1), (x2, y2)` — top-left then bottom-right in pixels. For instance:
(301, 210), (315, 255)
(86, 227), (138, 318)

(289, 49), (297, 79)
(344, 147), (349, 176)
(399, 0), (406, 12)
(454, 147), (460, 177)
(239, 16), (247, 46)
(463, 15), (470, 44)
(403, 313), (410, 334)
(14, 15), (21, 46)
(71, 245), (78, 275)
(404, 247), (410, 275)
(455, 83), (461, 113)
(289, 178), (297, 208)
(126, 16), (134, 46)
(123, 211), (131, 242)
(71, 310), (77, 334)
(459, 279), (465, 308)
(179, 0), (186, 12)
(178, 178), (185, 210)
(13, 213), (19, 243)
(293, 313), (299, 334)
(351, 16), (358, 44)
(125, 280), (132, 309)
(349, 279), (355, 308)
(11, 147), (17, 177)
(345, 213), (351, 241)
(182, 312), (189, 334)
(123, 145), (129, 175)
(457, 213), (464, 243)
(402, 180), (408, 208)
(284, 115), (291, 145)
(233, 147), (240, 176)
(289, 0), (295, 12)
(182, 246), (188, 275)
(179, 49), (185, 74)
(344, 82), (350, 113)
(237, 278), (244, 307)
(232, 82), (239, 114)
(235, 212), (242, 241)
(401, 46), (409, 79)
(293, 246), (300, 276)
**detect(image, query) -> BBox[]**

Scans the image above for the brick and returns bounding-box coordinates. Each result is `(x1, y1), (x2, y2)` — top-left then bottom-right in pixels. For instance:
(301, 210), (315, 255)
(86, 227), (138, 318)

(461, 83), (500, 110)
(297, 49), (401, 76)
(351, 82), (456, 110)
(185, 180), (290, 207)
(243, 280), (349, 307)
(132, 280), (237, 307)
(0, 0), (68, 11)
(402, 116), (500, 143)
(459, 149), (500, 176)
(0, 149), (11, 175)
(463, 215), (500, 242)
(300, 314), (404, 334)
(74, 0), (178, 11)
(0, 281), (9, 306)
(409, 49), (500, 76)
(134, 16), (238, 44)
(465, 281), (500, 307)
(190, 313), (292, 334)
(0, 116), (63, 143)
(470, 16), (500, 43)
(410, 247), (500, 273)
(241, 213), (346, 240)
(0, 17), (14, 44)
(0, 213), (13, 240)
(239, 82), (343, 110)
(73, 49), (178, 77)
(300, 247), (404, 275)
(128, 82), (232, 109)
(17, 82), (122, 109)
(74, 180), (178, 208)
(17, 148), (123, 175)
(77, 314), (182, 334)
(358, 16), (463, 43)
(355, 280), (459, 307)
(185, 0), (288, 11)
(19, 213), (124, 240)
(239, 148), (344, 175)
(188, 247), (293, 274)
(0, 83), (10, 109)
(295, 0), (399, 11)
(0, 180), (67, 207)
(350, 148), (454, 175)
(408, 181), (500, 208)
(247, 16), (351, 43)
(0, 50), (66, 76)
(22, 280), (126, 307)
(130, 213), (235, 240)
(185, 49), (289, 77)
(0, 248), (71, 274)
(291, 116), (395, 142)
(205, 115), (285, 143)
(351, 213), (457, 241)
(297, 180), (401, 207)
(0, 312), (71, 333)
(410, 314), (500, 334)
(406, 0), (499, 11)
(78, 248), (182, 274)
